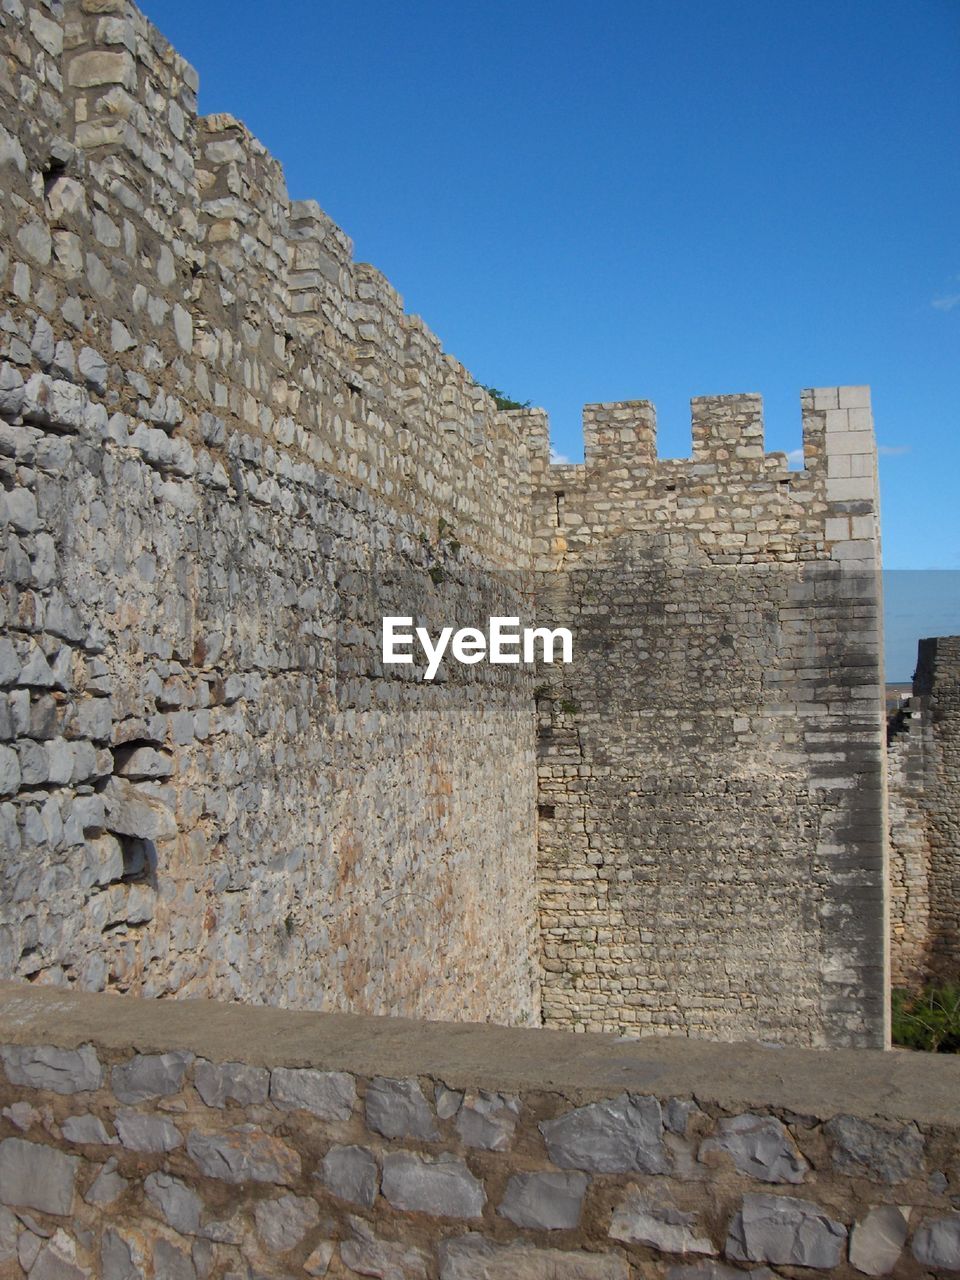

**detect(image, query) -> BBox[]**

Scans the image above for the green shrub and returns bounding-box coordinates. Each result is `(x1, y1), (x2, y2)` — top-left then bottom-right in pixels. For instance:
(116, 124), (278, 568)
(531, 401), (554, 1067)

(891, 983), (960, 1052)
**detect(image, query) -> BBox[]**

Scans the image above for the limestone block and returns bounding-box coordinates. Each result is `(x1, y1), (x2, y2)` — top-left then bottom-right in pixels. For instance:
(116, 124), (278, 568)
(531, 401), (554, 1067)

(1, 1043), (101, 1094)
(0, 1137), (78, 1215)
(912, 1214), (960, 1271)
(849, 1205), (908, 1275)
(111, 1050), (192, 1103)
(83, 1157), (127, 1206)
(440, 1235), (630, 1279)
(365, 1075), (438, 1140)
(726, 1193), (846, 1268)
(609, 1183), (715, 1255)
(193, 1058), (269, 1107)
(540, 1092), (666, 1174)
(67, 50), (136, 91)
(254, 1193), (320, 1252)
(381, 1150), (485, 1218)
(499, 1170), (587, 1230)
(340, 1218), (430, 1279)
(270, 1066), (356, 1120)
(61, 1113), (112, 1145)
(699, 1114), (808, 1183)
(102, 777), (177, 842)
(144, 1170), (202, 1234)
(824, 1115), (924, 1184)
(186, 1125), (301, 1183)
(321, 1143), (379, 1208)
(114, 1107), (182, 1152)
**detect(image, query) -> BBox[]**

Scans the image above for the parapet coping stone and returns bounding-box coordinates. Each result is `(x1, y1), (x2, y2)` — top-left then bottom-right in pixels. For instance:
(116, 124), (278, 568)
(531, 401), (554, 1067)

(0, 981), (957, 1126)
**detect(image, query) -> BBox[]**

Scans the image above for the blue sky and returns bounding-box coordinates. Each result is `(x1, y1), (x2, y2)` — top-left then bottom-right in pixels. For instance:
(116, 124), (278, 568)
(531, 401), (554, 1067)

(148, 1), (958, 675)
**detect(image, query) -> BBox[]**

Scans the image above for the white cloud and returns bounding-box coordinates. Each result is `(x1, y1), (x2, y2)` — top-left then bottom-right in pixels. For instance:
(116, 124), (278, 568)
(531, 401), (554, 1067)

(550, 447), (571, 464)
(932, 292), (960, 311)
(878, 444), (910, 457)
(786, 447), (805, 464)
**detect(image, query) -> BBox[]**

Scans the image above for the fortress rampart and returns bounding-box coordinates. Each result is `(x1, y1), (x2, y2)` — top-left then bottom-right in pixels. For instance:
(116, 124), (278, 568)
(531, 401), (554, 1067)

(0, 0), (890, 1052)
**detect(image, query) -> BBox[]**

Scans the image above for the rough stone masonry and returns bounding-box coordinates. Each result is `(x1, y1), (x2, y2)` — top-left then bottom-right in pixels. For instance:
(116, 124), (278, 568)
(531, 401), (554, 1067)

(0, 0), (889, 1047)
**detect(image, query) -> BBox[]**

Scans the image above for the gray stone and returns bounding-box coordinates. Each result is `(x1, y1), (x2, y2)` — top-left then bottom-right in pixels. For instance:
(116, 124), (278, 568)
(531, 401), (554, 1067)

(540, 1092), (666, 1174)
(825, 1115), (924, 1184)
(0, 1044), (101, 1095)
(186, 1125), (301, 1183)
(365, 1075), (439, 1140)
(102, 777), (177, 842)
(270, 1066), (355, 1120)
(173, 303), (193, 352)
(726, 1193), (847, 1268)
(254, 1193), (320, 1252)
(61, 1113), (112, 1145)
(0, 364), (24, 418)
(849, 1204), (908, 1275)
(153, 1239), (195, 1280)
(114, 745), (172, 780)
(699, 1114), (808, 1183)
(31, 316), (55, 367)
(609, 1183), (715, 1255)
(341, 1217), (430, 1279)
(77, 347), (107, 394)
(0, 1137), (78, 1215)
(320, 1143), (378, 1207)
(114, 1107), (182, 1152)
(101, 1227), (144, 1280)
(194, 1058), (269, 1107)
(112, 1050), (192, 1102)
(499, 1170), (587, 1230)
(28, 1231), (87, 1280)
(0, 745), (20, 796)
(456, 1091), (519, 1151)
(6, 488), (39, 533)
(83, 1157), (127, 1207)
(144, 1171), (203, 1235)
(912, 1214), (960, 1271)
(381, 1151), (485, 1218)
(440, 1235), (630, 1280)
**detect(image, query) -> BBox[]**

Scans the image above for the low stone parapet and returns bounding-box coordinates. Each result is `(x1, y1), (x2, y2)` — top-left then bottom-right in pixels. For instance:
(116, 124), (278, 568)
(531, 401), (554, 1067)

(0, 981), (958, 1276)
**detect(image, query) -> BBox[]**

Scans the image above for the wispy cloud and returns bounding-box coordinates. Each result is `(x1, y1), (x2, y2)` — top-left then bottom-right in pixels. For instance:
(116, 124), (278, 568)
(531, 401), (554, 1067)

(932, 292), (960, 312)
(786, 447), (805, 465)
(878, 444), (910, 457)
(550, 447), (571, 465)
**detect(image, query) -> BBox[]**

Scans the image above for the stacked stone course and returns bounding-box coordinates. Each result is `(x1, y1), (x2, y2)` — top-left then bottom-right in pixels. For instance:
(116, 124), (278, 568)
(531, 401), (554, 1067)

(0, 982), (958, 1278)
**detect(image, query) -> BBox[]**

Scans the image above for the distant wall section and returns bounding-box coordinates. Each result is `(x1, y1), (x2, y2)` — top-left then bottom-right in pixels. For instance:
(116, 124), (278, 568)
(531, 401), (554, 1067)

(526, 390), (888, 1048)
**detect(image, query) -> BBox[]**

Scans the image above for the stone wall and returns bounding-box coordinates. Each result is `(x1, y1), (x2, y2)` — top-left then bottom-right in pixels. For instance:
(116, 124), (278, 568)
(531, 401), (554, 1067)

(526, 393), (888, 1047)
(0, 981), (958, 1279)
(0, 0), (893, 1049)
(889, 637), (960, 986)
(0, 0), (540, 1021)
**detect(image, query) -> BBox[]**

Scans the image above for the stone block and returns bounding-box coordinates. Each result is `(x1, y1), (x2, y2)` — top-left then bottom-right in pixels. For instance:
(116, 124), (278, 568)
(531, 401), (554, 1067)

(440, 1235), (630, 1279)
(609, 1183), (715, 1255)
(540, 1093), (666, 1174)
(912, 1214), (960, 1271)
(186, 1125), (300, 1183)
(194, 1058), (269, 1107)
(499, 1169), (587, 1230)
(112, 1050), (192, 1103)
(114, 1108), (182, 1152)
(824, 1115), (924, 1184)
(144, 1171), (202, 1234)
(699, 1114), (808, 1183)
(0, 1137), (78, 1215)
(270, 1066), (356, 1120)
(254, 1193), (320, 1252)
(381, 1151), (485, 1218)
(456, 1091), (519, 1150)
(849, 1204), (908, 1275)
(365, 1075), (438, 1140)
(67, 49), (136, 91)
(320, 1143), (378, 1207)
(726, 1193), (846, 1268)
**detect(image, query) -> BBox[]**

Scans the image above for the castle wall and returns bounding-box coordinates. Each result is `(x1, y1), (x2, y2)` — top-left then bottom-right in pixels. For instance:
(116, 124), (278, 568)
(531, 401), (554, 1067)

(0, 0), (540, 1021)
(888, 636), (960, 986)
(0, 980), (958, 1278)
(527, 392), (889, 1047)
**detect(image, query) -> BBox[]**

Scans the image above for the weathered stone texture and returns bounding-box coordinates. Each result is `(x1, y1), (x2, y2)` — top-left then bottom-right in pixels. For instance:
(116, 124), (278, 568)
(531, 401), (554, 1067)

(888, 635), (960, 986)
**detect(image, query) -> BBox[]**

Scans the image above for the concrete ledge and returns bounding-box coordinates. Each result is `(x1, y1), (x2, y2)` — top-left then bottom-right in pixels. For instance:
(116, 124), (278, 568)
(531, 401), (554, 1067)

(1, 981), (957, 1125)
